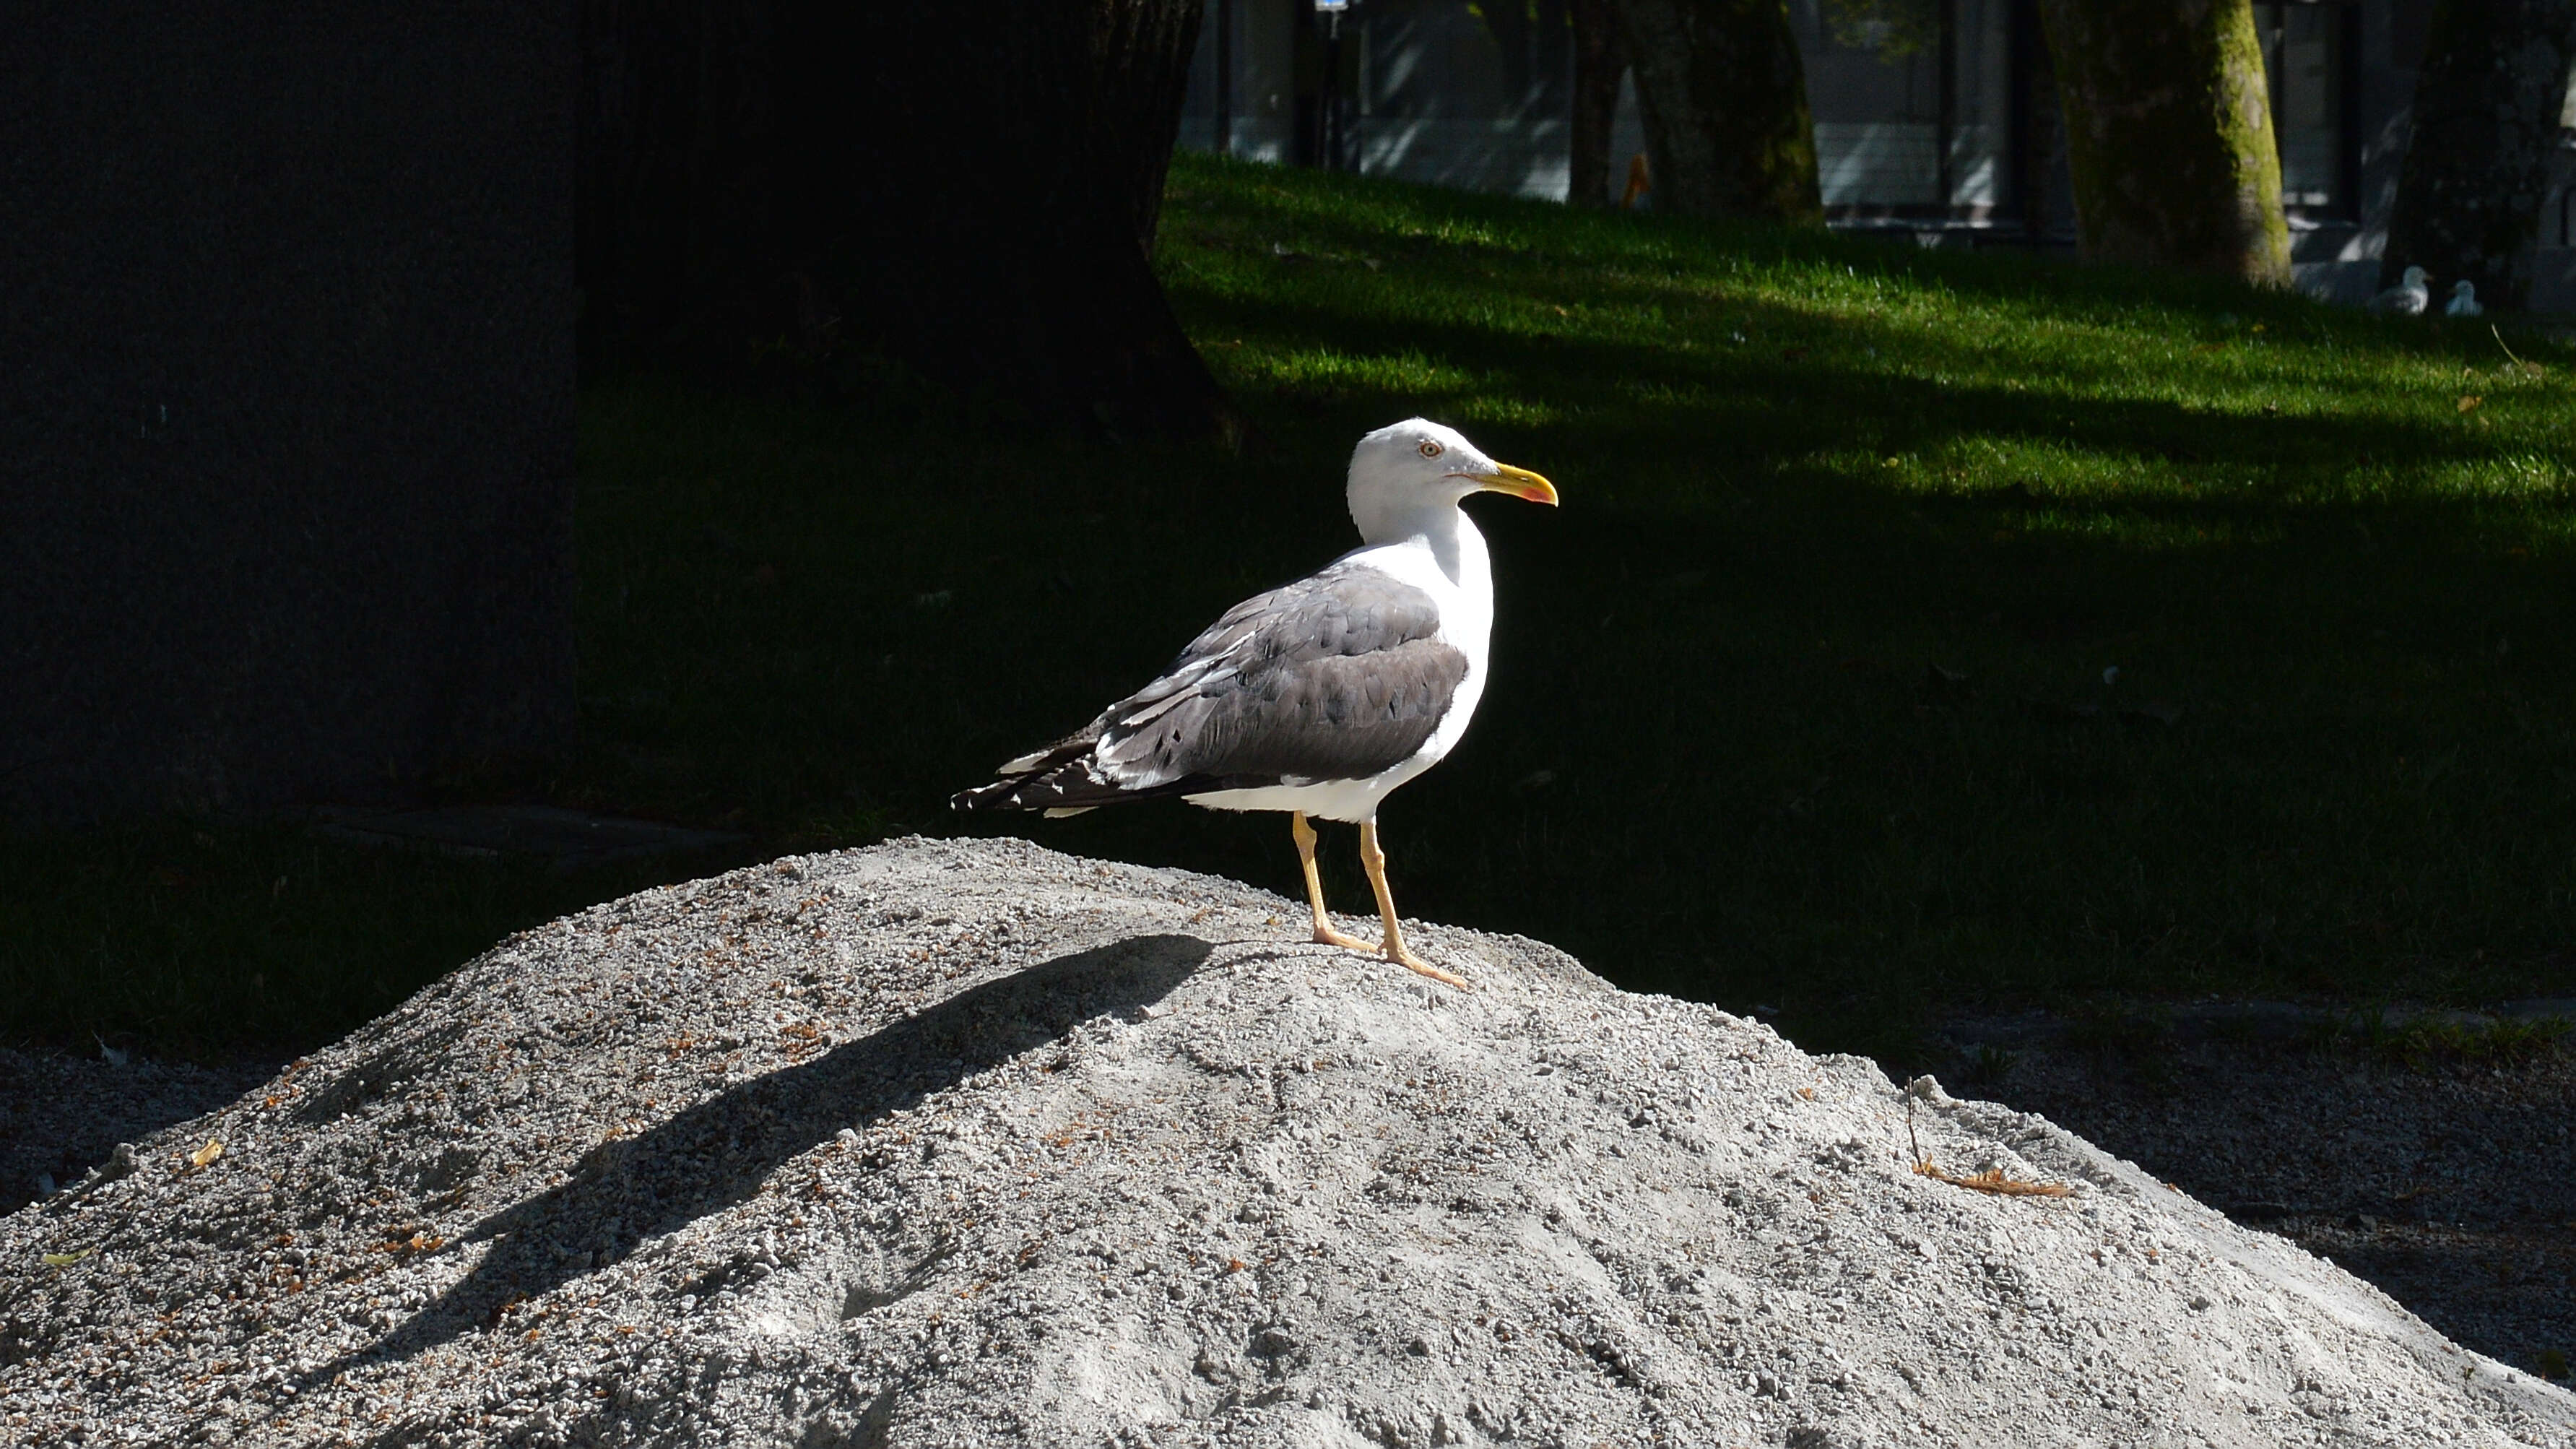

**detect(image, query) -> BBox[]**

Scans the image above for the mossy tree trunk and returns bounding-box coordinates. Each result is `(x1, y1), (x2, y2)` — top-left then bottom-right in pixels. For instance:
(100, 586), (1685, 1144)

(1607, 0), (1822, 222)
(1568, 0), (1629, 207)
(579, 0), (1239, 444)
(2384, 0), (2576, 308)
(2034, 0), (2291, 284)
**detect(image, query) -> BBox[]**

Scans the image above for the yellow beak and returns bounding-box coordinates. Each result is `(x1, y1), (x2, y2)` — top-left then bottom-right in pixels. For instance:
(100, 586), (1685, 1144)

(1463, 462), (1558, 506)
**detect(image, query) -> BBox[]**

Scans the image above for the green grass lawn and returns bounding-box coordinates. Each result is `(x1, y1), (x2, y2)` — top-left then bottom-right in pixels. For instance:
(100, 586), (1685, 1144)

(9, 152), (2575, 1063)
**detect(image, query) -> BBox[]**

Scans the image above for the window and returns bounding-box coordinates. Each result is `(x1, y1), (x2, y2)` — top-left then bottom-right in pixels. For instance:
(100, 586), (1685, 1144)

(2255, 2), (2354, 214)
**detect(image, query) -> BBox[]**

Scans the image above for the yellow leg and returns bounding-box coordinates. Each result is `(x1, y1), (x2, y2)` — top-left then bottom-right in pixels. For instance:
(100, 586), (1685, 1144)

(1358, 820), (1469, 990)
(1292, 812), (1377, 953)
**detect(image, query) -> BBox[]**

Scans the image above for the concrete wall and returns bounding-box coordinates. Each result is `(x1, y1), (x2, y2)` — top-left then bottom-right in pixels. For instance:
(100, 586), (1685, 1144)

(0, 7), (576, 829)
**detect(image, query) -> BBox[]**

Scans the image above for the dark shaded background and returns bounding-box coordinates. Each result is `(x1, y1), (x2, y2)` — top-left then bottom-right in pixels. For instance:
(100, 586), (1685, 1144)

(0, 4), (576, 828)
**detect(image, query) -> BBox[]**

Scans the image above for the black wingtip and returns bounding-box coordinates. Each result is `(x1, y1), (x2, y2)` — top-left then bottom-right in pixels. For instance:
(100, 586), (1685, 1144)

(952, 778), (1033, 812)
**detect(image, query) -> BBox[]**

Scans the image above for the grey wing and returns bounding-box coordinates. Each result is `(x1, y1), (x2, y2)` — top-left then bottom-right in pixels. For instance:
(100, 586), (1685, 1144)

(1094, 562), (1470, 788)
(953, 561), (1467, 812)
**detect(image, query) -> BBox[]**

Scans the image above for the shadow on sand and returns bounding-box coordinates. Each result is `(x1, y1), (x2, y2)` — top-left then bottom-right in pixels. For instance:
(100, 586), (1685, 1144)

(306, 931), (1213, 1394)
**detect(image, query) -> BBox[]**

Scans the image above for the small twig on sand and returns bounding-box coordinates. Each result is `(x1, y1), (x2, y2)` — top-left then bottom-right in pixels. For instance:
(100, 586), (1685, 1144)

(1912, 1162), (2072, 1198)
(1907, 1093), (2069, 1196)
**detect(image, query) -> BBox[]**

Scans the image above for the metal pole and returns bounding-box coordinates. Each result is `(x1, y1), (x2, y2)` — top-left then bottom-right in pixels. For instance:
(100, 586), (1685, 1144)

(1935, 0), (1956, 217)
(1324, 12), (1343, 171)
(2010, 0), (2043, 243)
(1215, 0), (1233, 157)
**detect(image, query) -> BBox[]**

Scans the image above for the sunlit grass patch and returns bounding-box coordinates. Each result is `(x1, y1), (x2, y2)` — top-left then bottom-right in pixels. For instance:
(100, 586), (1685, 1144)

(1236, 346), (1475, 395)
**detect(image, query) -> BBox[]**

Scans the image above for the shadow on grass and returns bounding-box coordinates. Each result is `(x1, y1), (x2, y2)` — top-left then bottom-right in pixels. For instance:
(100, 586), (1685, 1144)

(1181, 289), (2526, 491)
(572, 350), (2575, 1022)
(308, 933), (1210, 1396)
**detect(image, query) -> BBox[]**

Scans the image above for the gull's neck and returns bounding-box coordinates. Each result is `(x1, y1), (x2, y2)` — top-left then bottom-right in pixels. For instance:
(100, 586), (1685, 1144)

(1353, 496), (1480, 588)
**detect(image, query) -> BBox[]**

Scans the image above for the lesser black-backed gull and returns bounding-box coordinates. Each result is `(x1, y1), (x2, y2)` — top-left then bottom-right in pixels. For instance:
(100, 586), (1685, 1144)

(953, 418), (1557, 988)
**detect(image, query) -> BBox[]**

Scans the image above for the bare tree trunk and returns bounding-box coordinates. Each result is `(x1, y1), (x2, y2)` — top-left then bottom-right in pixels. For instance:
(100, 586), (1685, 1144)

(1569, 0), (1629, 207)
(2034, 0), (2291, 284)
(2384, 0), (2576, 308)
(1479, 0), (1537, 110)
(2011, 0), (2069, 242)
(1535, 0), (1574, 112)
(1607, 0), (1822, 222)
(580, 0), (1241, 445)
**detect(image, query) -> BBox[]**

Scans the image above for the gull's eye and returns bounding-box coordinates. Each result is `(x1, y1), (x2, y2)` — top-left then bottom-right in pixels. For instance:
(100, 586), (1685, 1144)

(1418, 441), (1444, 458)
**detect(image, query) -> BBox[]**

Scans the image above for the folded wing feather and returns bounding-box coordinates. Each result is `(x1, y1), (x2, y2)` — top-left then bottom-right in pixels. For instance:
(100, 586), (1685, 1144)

(953, 562), (1468, 813)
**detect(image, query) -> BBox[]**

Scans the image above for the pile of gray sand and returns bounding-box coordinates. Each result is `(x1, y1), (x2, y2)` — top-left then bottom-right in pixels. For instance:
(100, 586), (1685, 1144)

(3, 836), (2571, 1448)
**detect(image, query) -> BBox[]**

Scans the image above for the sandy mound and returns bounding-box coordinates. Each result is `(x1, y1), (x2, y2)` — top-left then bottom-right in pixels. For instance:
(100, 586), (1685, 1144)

(3, 837), (2571, 1448)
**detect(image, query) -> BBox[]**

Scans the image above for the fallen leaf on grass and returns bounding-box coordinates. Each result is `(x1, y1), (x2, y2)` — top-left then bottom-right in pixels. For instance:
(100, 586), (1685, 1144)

(2458, 395), (2482, 413)
(1912, 1162), (2070, 1198)
(188, 1139), (222, 1169)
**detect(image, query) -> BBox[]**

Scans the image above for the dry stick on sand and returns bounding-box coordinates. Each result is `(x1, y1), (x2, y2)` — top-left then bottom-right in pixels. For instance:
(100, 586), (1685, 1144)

(1907, 1097), (2073, 1198)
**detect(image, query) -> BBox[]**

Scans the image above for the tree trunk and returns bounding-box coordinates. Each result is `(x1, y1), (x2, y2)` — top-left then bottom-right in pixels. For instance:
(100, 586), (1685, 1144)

(576, 0), (776, 373)
(580, 0), (1241, 445)
(1533, 0), (1574, 114)
(1607, 0), (1822, 222)
(5, 4), (575, 827)
(2383, 0), (2576, 308)
(1480, 0), (1537, 111)
(2034, 0), (2291, 284)
(2011, 0), (2070, 242)
(1569, 0), (1629, 208)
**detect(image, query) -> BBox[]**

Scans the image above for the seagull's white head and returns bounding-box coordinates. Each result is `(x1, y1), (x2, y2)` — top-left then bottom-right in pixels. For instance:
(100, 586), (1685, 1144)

(2453, 280), (2476, 298)
(2403, 266), (2430, 288)
(1345, 418), (1556, 543)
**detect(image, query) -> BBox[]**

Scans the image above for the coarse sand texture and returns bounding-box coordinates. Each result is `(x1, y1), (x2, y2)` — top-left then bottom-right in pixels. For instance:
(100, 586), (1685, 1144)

(3, 837), (2571, 1447)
